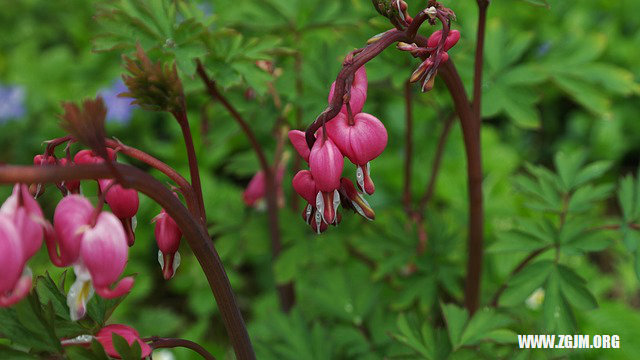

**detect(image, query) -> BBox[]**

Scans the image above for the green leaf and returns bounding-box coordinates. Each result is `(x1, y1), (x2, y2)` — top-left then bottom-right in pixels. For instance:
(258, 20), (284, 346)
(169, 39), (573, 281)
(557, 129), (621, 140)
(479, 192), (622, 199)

(111, 333), (136, 360)
(574, 161), (613, 188)
(543, 269), (576, 333)
(500, 260), (553, 307)
(459, 308), (512, 347)
(554, 151), (585, 191)
(441, 303), (468, 348)
(0, 345), (37, 360)
(557, 265), (598, 310)
(393, 314), (431, 359)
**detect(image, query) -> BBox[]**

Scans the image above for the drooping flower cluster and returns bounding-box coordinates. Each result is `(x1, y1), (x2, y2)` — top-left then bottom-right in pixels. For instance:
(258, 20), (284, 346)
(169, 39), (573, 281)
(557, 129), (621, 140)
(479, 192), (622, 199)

(290, 66), (386, 233)
(0, 143), (188, 320)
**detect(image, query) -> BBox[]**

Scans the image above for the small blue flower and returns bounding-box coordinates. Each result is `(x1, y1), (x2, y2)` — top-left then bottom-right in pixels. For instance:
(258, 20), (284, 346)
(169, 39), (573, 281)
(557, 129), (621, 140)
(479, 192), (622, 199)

(99, 80), (135, 124)
(0, 85), (26, 123)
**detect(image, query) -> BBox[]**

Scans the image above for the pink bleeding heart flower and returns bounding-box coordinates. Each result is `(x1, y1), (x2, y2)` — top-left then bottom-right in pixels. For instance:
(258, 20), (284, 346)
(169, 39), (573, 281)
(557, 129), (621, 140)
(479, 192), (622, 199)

(153, 209), (182, 280)
(309, 135), (343, 192)
(427, 29), (461, 51)
(308, 135), (344, 224)
(288, 130), (311, 162)
(64, 208), (134, 321)
(99, 179), (139, 246)
(47, 195), (94, 267)
(95, 324), (152, 359)
(242, 165), (286, 209)
(80, 211), (134, 299)
(325, 112), (388, 195)
(0, 183), (44, 259)
(328, 66), (368, 114)
(0, 215), (32, 307)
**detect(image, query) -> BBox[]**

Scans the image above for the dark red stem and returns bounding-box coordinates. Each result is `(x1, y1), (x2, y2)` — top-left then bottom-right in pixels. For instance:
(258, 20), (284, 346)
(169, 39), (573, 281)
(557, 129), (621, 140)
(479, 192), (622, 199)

(173, 110), (207, 223)
(147, 337), (216, 360)
(438, 61), (484, 315)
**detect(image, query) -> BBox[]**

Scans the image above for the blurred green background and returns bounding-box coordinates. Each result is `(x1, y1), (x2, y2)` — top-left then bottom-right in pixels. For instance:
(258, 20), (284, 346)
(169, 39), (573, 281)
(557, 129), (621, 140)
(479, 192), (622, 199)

(1, 0), (640, 359)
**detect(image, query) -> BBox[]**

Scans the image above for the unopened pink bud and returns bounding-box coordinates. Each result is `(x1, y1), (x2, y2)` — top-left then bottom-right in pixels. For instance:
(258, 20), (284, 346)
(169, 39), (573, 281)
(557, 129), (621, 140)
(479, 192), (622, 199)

(99, 180), (139, 219)
(95, 324), (152, 359)
(427, 29), (460, 51)
(74, 149), (118, 164)
(153, 210), (182, 280)
(58, 158), (81, 193)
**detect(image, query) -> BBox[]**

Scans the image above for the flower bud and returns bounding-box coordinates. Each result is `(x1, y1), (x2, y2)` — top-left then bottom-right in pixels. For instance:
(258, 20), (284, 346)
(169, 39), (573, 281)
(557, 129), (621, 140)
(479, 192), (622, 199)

(0, 215), (32, 307)
(309, 136), (344, 193)
(73, 148), (117, 164)
(58, 158), (81, 193)
(99, 179), (139, 246)
(427, 30), (461, 51)
(153, 210), (182, 280)
(95, 324), (152, 359)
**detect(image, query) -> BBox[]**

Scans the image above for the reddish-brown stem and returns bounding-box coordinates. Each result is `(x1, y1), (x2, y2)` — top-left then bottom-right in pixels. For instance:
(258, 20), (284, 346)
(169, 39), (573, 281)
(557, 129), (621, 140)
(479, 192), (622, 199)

(590, 223), (640, 231)
(472, 1), (489, 124)
(0, 164), (255, 359)
(173, 110), (207, 223)
(146, 337), (216, 360)
(417, 113), (456, 215)
(196, 59), (295, 311)
(403, 80), (413, 214)
(438, 61), (484, 315)
(490, 245), (551, 307)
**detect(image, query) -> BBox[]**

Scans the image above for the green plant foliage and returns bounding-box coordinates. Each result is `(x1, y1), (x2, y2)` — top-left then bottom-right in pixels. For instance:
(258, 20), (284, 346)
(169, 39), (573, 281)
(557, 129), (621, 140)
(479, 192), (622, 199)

(2, 0), (640, 359)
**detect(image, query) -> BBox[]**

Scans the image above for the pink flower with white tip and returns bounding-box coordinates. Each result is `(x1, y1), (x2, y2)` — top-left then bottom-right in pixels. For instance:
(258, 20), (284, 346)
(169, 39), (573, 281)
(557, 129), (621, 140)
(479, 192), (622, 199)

(328, 66), (368, 114)
(309, 134), (344, 225)
(95, 324), (152, 359)
(153, 209), (182, 280)
(325, 112), (388, 195)
(0, 215), (33, 307)
(47, 195), (134, 320)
